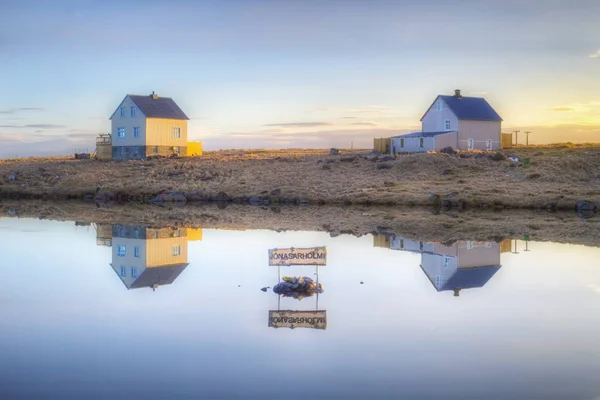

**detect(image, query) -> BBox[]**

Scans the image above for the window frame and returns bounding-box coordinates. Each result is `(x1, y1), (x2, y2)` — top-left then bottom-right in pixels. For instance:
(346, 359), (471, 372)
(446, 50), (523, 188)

(436, 99), (443, 111)
(120, 265), (127, 277)
(130, 106), (137, 118)
(117, 127), (126, 139)
(131, 267), (137, 279)
(117, 245), (126, 257)
(467, 138), (474, 150)
(419, 137), (424, 148)
(486, 139), (492, 150)
(172, 245), (181, 256)
(120, 107), (126, 118)
(133, 127), (140, 138)
(445, 119), (451, 130)
(134, 246), (140, 258)
(400, 138), (404, 148)
(172, 127), (181, 139)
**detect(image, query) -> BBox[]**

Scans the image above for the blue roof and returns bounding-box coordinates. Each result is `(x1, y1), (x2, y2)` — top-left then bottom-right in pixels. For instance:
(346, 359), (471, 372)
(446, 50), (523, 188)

(421, 95), (503, 122)
(440, 266), (501, 291)
(392, 130), (455, 138)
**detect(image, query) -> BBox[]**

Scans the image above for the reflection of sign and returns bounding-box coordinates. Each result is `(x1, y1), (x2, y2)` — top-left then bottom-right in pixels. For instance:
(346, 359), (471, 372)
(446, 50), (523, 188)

(268, 247), (327, 266)
(268, 310), (327, 330)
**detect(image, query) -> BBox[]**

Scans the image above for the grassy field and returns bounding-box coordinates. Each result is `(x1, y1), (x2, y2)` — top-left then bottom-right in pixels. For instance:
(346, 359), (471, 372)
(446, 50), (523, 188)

(1, 144), (599, 209)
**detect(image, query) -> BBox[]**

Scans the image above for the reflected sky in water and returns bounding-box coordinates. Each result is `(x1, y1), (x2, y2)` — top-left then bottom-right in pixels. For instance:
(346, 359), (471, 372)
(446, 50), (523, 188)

(1, 218), (600, 400)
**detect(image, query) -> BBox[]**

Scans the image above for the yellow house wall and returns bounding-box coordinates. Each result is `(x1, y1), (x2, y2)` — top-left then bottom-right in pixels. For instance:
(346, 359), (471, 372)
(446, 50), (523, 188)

(145, 118), (188, 147)
(146, 237), (188, 267)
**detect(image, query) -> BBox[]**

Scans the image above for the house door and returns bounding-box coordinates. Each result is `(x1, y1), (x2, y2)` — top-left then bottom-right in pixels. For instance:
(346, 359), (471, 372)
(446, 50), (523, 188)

(486, 139), (492, 150)
(467, 139), (474, 150)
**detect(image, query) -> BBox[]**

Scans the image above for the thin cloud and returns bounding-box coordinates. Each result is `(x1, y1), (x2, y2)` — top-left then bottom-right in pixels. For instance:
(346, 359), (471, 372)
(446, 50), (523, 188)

(340, 116), (357, 119)
(264, 122), (333, 128)
(468, 92), (488, 96)
(26, 124), (67, 129)
(349, 122), (380, 127)
(313, 108), (329, 112)
(545, 106), (576, 112)
(18, 107), (44, 111)
(589, 50), (600, 58)
(0, 125), (19, 128)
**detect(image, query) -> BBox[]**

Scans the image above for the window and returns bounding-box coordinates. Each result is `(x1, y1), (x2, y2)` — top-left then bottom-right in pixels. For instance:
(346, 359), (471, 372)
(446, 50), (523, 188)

(444, 256), (451, 268)
(133, 127), (140, 138)
(119, 227), (125, 236)
(134, 246), (140, 258)
(130, 106), (137, 118)
(435, 275), (442, 287)
(132, 147), (139, 156)
(154, 231), (159, 239)
(131, 267), (137, 279)
(419, 241), (424, 251)
(117, 245), (126, 257)
(436, 99), (443, 111)
(120, 266), (127, 277)
(399, 239), (404, 249)
(153, 146), (159, 154)
(117, 127), (126, 139)
(133, 228), (139, 239)
(120, 107), (126, 118)
(173, 229), (180, 237)
(400, 138), (404, 148)
(466, 241), (474, 249)
(486, 139), (492, 150)
(467, 138), (474, 150)
(173, 146), (180, 154)
(445, 120), (451, 130)
(172, 245), (181, 256)
(485, 242), (492, 248)
(419, 138), (424, 148)
(172, 127), (181, 139)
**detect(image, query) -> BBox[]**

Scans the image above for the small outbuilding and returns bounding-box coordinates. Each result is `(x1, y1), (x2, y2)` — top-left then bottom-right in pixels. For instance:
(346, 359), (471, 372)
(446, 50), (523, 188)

(392, 89), (503, 154)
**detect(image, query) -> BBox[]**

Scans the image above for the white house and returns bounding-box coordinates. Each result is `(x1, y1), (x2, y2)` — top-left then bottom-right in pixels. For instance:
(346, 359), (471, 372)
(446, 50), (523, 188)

(109, 92), (190, 160)
(391, 89), (503, 153)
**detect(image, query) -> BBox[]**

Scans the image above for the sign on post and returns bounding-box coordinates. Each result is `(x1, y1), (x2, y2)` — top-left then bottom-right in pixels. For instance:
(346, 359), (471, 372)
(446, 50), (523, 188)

(268, 310), (327, 330)
(268, 247), (327, 266)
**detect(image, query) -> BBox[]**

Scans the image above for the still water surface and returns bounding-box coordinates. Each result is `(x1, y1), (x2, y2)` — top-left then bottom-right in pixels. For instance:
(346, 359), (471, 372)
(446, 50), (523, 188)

(1, 218), (600, 399)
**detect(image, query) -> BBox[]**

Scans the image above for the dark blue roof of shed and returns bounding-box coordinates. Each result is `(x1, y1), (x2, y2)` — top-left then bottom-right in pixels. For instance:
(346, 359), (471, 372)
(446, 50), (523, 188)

(440, 266), (501, 292)
(421, 95), (502, 122)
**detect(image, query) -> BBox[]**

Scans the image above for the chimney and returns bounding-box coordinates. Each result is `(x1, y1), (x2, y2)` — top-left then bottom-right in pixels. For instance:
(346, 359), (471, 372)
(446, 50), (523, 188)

(453, 288), (461, 297)
(150, 91), (158, 100)
(454, 89), (462, 99)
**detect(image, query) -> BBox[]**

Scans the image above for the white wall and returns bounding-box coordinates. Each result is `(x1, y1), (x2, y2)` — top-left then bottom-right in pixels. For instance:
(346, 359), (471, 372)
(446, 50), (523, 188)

(110, 96), (147, 147)
(421, 97), (458, 132)
(392, 136), (434, 153)
(111, 238), (148, 289)
(421, 253), (459, 291)
(458, 120), (502, 150)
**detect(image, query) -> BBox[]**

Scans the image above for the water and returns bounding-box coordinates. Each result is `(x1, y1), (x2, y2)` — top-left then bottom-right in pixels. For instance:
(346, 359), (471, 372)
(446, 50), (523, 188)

(1, 218), (600, 399)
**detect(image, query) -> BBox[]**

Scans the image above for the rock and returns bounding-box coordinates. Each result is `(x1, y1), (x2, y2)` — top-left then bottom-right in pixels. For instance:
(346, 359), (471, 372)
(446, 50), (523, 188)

(248, 196), (263, 205)
(475, 153), (486, 159)
(488, 152), (506, 161)
(270, 207), (281, 213)
(376, 163), (393, 170)
(527, 173), (541, 179)
(446, 192), (459, 198)
(439, 146), (457, 155)
(322, 164), (332, 170)
(534, 152), (544, 156)
(441, 200), (452, 210)
(440, 169), (452, 175)
(329, 148), (340, 155)
(383, 181), (395, 187)
(340, 156), (357, 163)
(428, 193), (441, 202)
(8, 174), (16, 182)
(325, 159), (336, 164)
(577, 200), (597, 211)
(296, 198), (309, 205)
(271, 188), (281, 196)
(95, 191), (116, 204)
(213, 192), (231, 202)
(378, 155), (395, 162)
(260, 287), (268, 292)
(577, 210), (596, 219)
(150, 191), (187, 204)
(360, 281), (364, 284)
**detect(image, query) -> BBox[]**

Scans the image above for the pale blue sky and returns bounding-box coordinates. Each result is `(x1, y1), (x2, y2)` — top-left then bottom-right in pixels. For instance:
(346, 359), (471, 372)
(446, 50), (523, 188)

(1, 0), (599, 156)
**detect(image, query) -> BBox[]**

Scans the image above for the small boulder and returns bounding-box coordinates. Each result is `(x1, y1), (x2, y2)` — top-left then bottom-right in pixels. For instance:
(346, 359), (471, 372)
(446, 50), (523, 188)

(340, 156), (357, 163)
(329, 148), (340, 155)
(378, 155), (395, 162)
(322, 164), (332, 170)
(248, 196), (263, 205)
(488, 152), (506, 161)
(376, 163), (393, 170)
(577, 200), (597, 212)
(260, 287), (268, 292)
(439, 146), (457, 155)
(270, 188), (281, 196)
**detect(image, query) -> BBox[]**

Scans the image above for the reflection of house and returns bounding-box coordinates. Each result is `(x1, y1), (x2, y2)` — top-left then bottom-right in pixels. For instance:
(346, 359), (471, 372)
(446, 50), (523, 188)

(375, 235), (506, 296)
(109, 225), (202, 291)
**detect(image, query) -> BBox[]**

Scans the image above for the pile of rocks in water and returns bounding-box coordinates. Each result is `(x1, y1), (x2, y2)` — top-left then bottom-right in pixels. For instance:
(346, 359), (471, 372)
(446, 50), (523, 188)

(273, 276), (324, 300)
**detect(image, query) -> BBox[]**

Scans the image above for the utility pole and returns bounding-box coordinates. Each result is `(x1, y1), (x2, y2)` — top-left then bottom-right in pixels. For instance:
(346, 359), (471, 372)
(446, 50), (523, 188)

(513, 130), (520, 146)
(524, 131), (531, 147)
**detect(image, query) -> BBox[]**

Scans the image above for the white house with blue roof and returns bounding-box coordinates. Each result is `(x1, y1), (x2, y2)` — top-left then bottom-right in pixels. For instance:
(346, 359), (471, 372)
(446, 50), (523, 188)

(391, 89), (503, 153)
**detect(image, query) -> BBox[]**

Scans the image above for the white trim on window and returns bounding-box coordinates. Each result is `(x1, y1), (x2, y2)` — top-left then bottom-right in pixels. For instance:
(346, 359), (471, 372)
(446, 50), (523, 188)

(117, 245), (126, 256)
(133, 127), (140, 138)
(486, 139), (492, 150)
(172, 245), (181, 256)
(467, 138), (474, 150)
(436, 99), (443, 111)
(445, 120), (451, 130)
(120, 107), (126, 118)
(419, 137), (424, 148)
(117, 127), (126, 139)
(131, 267), (138, 279)
(120, 265), (127, 277)
(130, 106), (137, 118)
(172, 127), (181, 139)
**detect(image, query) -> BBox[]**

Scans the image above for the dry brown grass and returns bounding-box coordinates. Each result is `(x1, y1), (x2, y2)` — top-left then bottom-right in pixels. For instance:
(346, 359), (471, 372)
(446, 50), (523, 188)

(1, 146), (599, 208)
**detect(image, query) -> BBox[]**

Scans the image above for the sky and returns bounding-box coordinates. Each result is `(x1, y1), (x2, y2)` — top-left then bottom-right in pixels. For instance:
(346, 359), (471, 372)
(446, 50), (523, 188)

(1, 0), (599, 157)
